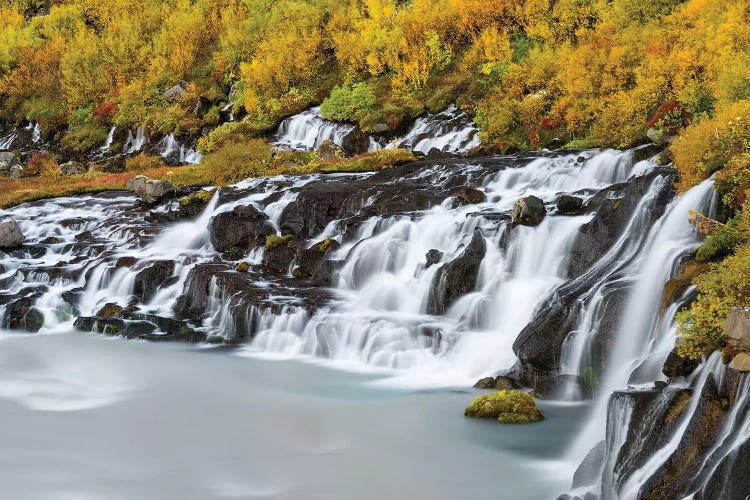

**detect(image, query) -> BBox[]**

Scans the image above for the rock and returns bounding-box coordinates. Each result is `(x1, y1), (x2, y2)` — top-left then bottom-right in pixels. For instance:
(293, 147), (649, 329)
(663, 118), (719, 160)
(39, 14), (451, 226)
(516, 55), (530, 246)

(427, 230), (486, 314)
(163, 83), (186, 102)
(59, 161), (84, 175)
(729, 352), (750, 372)
(125, 175), (175, 204)
(0, 151), (20, 176)
(425, 249), (443, 268)
(372, 123), (390, 134)
(193, 96), (212, 118)
(209, 205), (274, 252)
(556, 195), (583, 214)
(340, 128), (369, 156)
(95, 303), (124, 318)
(2, 297), (44, 333)
(0, 220), (24, 248)
(724, 307), (750, 351)
(317, 140), (343, 161)
(310, 259), (339, 287)
(293, 238), (339, 279)
(662, 348), (700, 379)
(660, 260), (706, 317)
(263, 235), (297, 274)
(133, 260), (175, 302)
(473, 377), (496, 389)
(9, 164), (23, 178)
(280, 181), (361, 239)
(173, 263), (232, 319)
(532, 374), (590, 400)
(452, 186), (486, 207)
(464, 390), (544, 424)
(512, 195), (546, 226)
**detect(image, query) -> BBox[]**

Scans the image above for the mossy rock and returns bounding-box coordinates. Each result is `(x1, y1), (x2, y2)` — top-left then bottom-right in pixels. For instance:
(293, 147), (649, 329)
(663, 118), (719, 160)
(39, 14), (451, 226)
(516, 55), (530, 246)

(235, 261), (249, 273)
(179, 190), (213, 207)
(292, 238), (340, 279)
(464, 390), (544, 424)
(265, 234), (295, 250)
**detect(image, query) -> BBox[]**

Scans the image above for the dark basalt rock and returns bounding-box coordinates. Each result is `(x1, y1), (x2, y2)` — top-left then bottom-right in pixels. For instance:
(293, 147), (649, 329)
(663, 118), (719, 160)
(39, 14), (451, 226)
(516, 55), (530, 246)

(425, 249), (443, 268)
(2, 297), (44, 332)
(209, 205), (274, 252)
(340, 127), (370, 156)
(452, 186), (486, 207)
(293, 238), (340, 279)
(427, 229), (486, 314)
(133, 260), (175, 302)
(280, 180), (363, 239)
(173, 263), (233, 319)
(662, 349), (700, 379)
(556, 195), (583, 215)
(532, 374), (591, 400)
(263, 236), (299, 275)
(512, 195), (546, 226)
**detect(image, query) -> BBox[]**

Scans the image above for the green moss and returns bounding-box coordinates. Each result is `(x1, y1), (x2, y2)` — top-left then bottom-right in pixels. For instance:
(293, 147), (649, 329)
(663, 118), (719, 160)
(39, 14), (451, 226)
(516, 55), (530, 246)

(696, 219), (743, 262)
(235, 261), (249, 273)
(464, 390), (544, 424)
(179, 189), (214, 206)
(265, 234), (294, 249)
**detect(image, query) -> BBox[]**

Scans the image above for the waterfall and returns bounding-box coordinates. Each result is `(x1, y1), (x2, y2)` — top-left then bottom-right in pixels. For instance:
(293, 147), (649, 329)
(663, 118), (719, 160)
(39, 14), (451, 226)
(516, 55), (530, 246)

(99, 126), (116, 153)
(0, 131), (17, 150)
(385, 104), (481, 155)
(31, 122), (41, 143)
(123, 127), (147, 154)
(159, 133), (202, 165)
(273, 107), (356, 151)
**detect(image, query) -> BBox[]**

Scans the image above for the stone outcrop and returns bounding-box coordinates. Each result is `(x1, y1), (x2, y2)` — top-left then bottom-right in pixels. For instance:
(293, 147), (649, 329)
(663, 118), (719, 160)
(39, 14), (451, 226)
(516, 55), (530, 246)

(209, 205), (274, 252)
(724, 307), (750, 352)
(512, 195), (546, 226)
(0, 152), (20, 176)
(0, 220), (24, 248)
(125, 175), (175, 204)
(427, 230), (486, 314)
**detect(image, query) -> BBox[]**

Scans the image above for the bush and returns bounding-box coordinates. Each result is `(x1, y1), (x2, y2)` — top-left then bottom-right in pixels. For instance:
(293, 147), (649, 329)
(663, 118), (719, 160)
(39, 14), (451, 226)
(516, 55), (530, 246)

(696, 219), (744, 263)
(61, 123), (109, 152)
(24, 152), (59, 177)
(320, 83), (378, 125)
(464, 390), (544, 424)
(201, 138), (276, 185)
(125, 153), (165, 172)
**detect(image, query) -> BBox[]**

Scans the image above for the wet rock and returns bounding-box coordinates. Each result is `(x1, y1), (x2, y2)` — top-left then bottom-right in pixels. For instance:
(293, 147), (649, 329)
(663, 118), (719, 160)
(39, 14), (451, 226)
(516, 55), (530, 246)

(425, 249), (443, 268)
(473, 376), (516, 391)
(317, 140), (343, 161)
(125, 175), (175, 204)
(293, 238), (339, 279)
(193, 96), (212, 118)
(96, 303), (124, 318)
(209, 205), (274, 252)
(340, 128), (369, 156)
(724, 307), (750, 352)
(728, 352), (750, 372)
(0, 220), (24, 248)
(133, 260), (175, 302)
(532, 374), (590, 400)
(173, 263), (233, 319)
(280, 181), (362, 239)
(662, 348), (700, 379)
(310, 259), (339, 287)
(556, 195), (583, 214)
(2, 297), (44, 333)
(473, 377), (496, 389)
(235, 262), (249, 273)
(0, 151), (20, 176)
(263, 235), (298, 274)
(660, 260), (705, 317)
(222, 246), (245, 261)
(452, 186), (486, 207)
(512, 195), (546, 226)
(427, 230), (486, 314)
(115, 256), (137, 269)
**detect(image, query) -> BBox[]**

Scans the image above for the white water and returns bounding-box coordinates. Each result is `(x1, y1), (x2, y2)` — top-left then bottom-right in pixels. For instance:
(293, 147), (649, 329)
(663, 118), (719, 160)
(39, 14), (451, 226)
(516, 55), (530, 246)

(273, 104), (480, 155)
(159, 133), (202, 164)
(273, 107), (356, 151)
(31, 122), (41, 143)
(99, 125), (116, 153)
(0, 131), (18, 150)
(123, 127), (148, 154)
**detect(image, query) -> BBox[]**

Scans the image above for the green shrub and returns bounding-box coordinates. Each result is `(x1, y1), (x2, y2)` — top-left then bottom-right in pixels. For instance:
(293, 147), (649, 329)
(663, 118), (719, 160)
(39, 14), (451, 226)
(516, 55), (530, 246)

(696, 219), (744, 263)
(201, 138), (275, 185)
(320, 83), (377, 124)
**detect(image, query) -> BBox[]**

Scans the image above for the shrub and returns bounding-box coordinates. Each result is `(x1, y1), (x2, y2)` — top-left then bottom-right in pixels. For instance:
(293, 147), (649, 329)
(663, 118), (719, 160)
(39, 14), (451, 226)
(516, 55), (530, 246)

(320, 83), (378, 125)
(676, 246), (750, 360)
(61, 123), (109, 152)
(201, 138), (276, 185)
(24, 152), (59, 177)
(647, 101), (691, 136)
(696, 219), (744, 263)
(125, 153), (165, 172)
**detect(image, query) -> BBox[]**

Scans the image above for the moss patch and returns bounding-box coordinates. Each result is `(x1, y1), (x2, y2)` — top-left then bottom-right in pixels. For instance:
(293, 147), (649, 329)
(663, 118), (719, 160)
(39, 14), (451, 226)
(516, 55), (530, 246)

(464, 390), (544, 424)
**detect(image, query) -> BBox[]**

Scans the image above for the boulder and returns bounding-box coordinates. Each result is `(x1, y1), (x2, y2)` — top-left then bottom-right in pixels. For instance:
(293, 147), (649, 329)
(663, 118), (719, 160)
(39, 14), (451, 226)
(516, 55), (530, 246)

(209, 205), (274, 252)
(473, 376), (516, 391)
(556, 195), (583, 214)
(293, 238), (339, 279)
(125, 175), (175, 204)
(0, 220), (24, 248)
(729, 352), (750, 372)
(425, 249), (443, 268)
(133, 260), (175, 302)
(340, 128), (370, 156)
(0, 152), (20, 176)
(2, 297), (44, 333)
(59, 161), (84, 176)
(427, 230), (486, 314)
(473, 377), (496, 389)
(660, 260), (706, 317)
(464, 390), (544, 424)
(724, 307), (750, 351)
(662, 348), (700, 379)
(512, 195), (546, 226)
(9, 165), (23, 178)
(95, 303), (124, 318)
(263, 235), (298, 274)
(372, 123), (390, 134)
(452, 186), (486, 207)
(317, 140), (343, 161)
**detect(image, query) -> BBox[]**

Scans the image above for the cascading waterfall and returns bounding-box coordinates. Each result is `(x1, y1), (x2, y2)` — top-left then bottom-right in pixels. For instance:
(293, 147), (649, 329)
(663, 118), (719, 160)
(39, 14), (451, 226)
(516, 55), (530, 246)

(99, 125), (116, 153)
(158, 133), (202, 164)
(0, 131), (18, 150)
(273, 107), (356, 151)
(123, 127), (148, 154)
